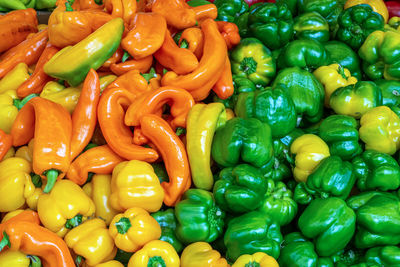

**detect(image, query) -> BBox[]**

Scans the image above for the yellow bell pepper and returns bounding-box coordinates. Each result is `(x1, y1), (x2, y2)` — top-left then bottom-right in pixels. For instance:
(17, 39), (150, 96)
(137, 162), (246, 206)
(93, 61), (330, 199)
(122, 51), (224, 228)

(0, 91), (19, 134)
(359, 106), (400, 155)
(37, 179), (96, 237)
(89, 260), (125, 267)
(313, 64), (357, 107)
(1, 209), (25, 222)
(0, 63), (30, 94)
(180, 242), (229, 267)
(290, 134), (330, 182)
(0, 251), (30, 267)
(109, 207), (161, 252)
(64, 218), (117, 266)
(83, 174), (118, 226)
(3, 147), (15, 161)
(226, 108), (235, 120)
(345, 0), (389, 22)
(110, 160), (164, 213)
(232, 252), (279, 267)
(127, 240), (180, 267)
(15, 139), (34, 162)
(40, 81), (81, 114)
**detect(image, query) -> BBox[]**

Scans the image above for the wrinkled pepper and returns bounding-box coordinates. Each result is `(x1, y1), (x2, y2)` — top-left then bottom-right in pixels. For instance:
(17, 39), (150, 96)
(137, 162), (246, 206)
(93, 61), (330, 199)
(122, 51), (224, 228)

(344, 0), (388, 22)
(178, 27), (204, 59)
(293, 11), (330, 43)
(298, 0), (344, 31)
(127, 240), (180, 267)
(365, 246), (400, 266)
(151, 209), (183, 253)
(180, 242), (229, 267)
(216, 21), (241, 50)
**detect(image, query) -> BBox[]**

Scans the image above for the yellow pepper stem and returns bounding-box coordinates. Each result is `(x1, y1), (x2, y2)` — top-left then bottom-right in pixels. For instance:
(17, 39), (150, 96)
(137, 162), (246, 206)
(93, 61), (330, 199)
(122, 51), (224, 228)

(114, 217), (132, 234)
(148, 256), (166, 267)
(65, 214), (83, 230)
(28, 255), (42, 267)
(43, 169), (60, 193)
(244, 261), (261, 267)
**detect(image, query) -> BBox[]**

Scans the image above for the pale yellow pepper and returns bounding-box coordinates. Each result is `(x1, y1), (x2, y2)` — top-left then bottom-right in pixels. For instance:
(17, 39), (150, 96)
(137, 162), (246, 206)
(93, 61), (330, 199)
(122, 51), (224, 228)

(0, 251), (30, 267)
(232, 252), (279, 267)
(87, 260), (124, 267)
(127, 240), (180, 267)
(290, 134), (330, 182)
(313, 64), (357, 107)
(0, 90), (19, 133)
(0, 63), (30, 94)
(180, 242), (229, 267)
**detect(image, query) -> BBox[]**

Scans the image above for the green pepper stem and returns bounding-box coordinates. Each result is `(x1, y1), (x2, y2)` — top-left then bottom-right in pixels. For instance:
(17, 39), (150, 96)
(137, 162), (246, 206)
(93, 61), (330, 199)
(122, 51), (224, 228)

(13, 94), (38, 110)
(180, 39), (189, 49)
(30, 173), (43, 188)
(65, 214), (83, 229)
(115, 217), (132, 234)
(337, 64), (348, 80)
(239, 57), (258, 75)
(0, 232), (10, 251)
(122, 51), (131, 63)
(43, 169), (59, 193)
(28, 255), (42, 267)
(148, 256), (166, 267)
(245, 261), (261, 267)
(75, 255), (83, 266)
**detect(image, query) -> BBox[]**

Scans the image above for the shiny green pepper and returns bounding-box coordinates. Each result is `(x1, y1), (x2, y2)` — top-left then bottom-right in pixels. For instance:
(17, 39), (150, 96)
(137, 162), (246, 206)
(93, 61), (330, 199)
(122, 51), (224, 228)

(294, 11), (330, 43)
(151, 209), (183, 253)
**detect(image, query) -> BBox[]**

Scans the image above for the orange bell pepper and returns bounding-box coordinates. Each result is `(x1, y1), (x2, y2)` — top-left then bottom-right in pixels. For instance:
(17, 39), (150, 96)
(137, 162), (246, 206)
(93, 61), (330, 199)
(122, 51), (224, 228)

(179, 27), (204, 59)
(140, 114), (191, 206)
(110, 55), (153, 76)
(0, 9), (38, 53)
(0, 130), (12, 162)
(154, 30), (199, 75)
(0, 29), (48, 79)
(16, 43), (59, 98)
(161, 19), (227, 101)
(0, 210), (40, 227)
(102, 47), (124, 69)
(191, 4), (218, 23)
(70, 69), (101, 160)
(212, 55), (234, 100)
(151, 0), (197, 29)
(216, 21), (241, 50)
(67, 145), (124, 185)
(11, 97), (72, 193)
(121, 12), (167, 59)
(104, 0), (137, 23)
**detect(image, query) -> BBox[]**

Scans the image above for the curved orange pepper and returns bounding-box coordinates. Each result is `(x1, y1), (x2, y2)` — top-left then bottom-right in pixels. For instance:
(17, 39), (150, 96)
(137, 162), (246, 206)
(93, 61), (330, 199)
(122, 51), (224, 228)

(107, 69), (152, 97)
(151, 0), (197, 29)
(75, 0), (104, 10)
(216, 21), (241, 50)
(179, 27), (204, 59)
(102, 47), (123, 69)
(191, 4), (218, 23)
(110, 55), (153, 76)
(140, 114), (191, 206)
(105, 0), (137, 23)
(0, 130), (12, 162)
(212, 55), (234, 100)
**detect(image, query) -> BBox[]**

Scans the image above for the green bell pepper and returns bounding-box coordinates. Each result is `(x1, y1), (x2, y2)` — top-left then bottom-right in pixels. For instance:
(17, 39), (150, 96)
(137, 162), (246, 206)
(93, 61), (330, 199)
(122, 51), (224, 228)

(277, 39), (330, 71)
(151, 209), (183, 253)
(298, 197), (356, 257)
(336, 4), (384, 50)
(230, 38), (276, 88)
(324, 41), (362, 80)
(35, 0), (56, 9)
(331, 249), (366, 267)
(213, 164), (268, 214)
(375, 79), (400, 107)
(329, 81), (382, 119)
(257, 178), (297, 226)
(187, 0), (211, 7)
(347, 192), (400, 249)
(318, 115), (362, 160)
(293, 11), (330, 43)
(234, 86), (297, 138)
(211, 117), (273, 168)
(213, 76), (257, 109)
(365, 246), (400, 266)
(248, 2), (294, 50)
(352, 150), (400, 192)
(259, 139), (293, 182)
(358, 30), (400, 81)
(224, 211), (283, 261)
(294, 156), (356, 205)
(214, 0), (249, 23)
(44, 18), (124, 86)
(175, 189), (225, 244)
(272, 67), (324, 123)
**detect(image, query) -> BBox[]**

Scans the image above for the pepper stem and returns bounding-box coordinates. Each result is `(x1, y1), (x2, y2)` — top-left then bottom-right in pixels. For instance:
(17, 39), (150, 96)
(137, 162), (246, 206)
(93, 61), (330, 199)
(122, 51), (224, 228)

(180, 39), (189, 49)
(148, 256), (166, 267)
(0, 232), (10, 251)
(122, 51), (131, 62)
(65, 214), (83, 229)
(30, 173), (43, 188)
(239, 57), (258, 75)
(245, 261), (261, 267)
(115, 217), (132, 234)
(43, 169), (59, 193)
(141, 68), (157, 82)
(337, 64), (348, 80)
(13, 94), (38, 110)
(28, 255), (42, 267)
(75, 255), (83, 266)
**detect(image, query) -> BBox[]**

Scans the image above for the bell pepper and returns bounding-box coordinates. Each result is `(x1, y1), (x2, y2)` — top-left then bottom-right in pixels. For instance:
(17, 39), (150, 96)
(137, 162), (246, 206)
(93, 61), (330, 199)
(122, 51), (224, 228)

(175, 189), (225, 244)
(212, 117), (273, 168)
(0, 0), (27, 9)
(83, 174), (118, 226)
(127, 240), (180, 267)
(359, 106), (400, 155)
(298, 0), (344, 31)
(290, 134), (330, 183)
(376, 79), (400, 107)
(181, 242), (228, 267)
(313, 64), (358, 107)
(65, 218), (116, 266)
(214, 75), (257, 109)
(40, 81), (81, 113)
(187, 103), (226, 190)
(298, 197), (356, 257)
(37, 179), (95, 237)
(293, 11), (330, 42)
(232, 252), (278, 267)
(272, 67), (324, 124)
(0, 63), (30, 95)
(319, 115), (362, 160)
(277, 39), (330, 71)
(214, 164), (268, 213)
(248, 2), (294, 50)
(224, 210), (282, 261)
(95, 260), (125, 267)
(358, 30), (400, 81)
(0, 251), (41, 267)
(109, 207), (161, 252)
(15, 139), (34, 163)
(365, 246), (400, 266)
(214, 0), (249, 23)
(344, 0), (388, 22)
(104, 0), (136, 23)
(44, 18), (124, 86)
(259, 154), (292, 183)
(0, 93), (19, 134)
(330, 81), (382, 119)
(151, 209), (183, 253)
(352, 150), (400, 191)
(347, 192), (400, 248)
(36, 0), (56, 9)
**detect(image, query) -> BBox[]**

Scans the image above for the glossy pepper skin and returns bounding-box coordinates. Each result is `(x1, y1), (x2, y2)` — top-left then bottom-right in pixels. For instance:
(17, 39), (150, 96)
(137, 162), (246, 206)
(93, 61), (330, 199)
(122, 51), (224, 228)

(248, 2), (294, 50)
(0, 129), (13, 162)
(233, 252), (278, 267)
(214, 0), (249, 23)
(319, 115), (362, 160)
(109, 207), (161, 252)
(230, 37), (276, 88)
(214, 75), (257, 109)
(110, 160), (164, 213)
(352, 150), (400, 191)
(359, 106), (400, 155)
(65, 218), (116, 266)
(37, 179), (95, 237)
(347, 192), (400, 248)
(365, 246), (400, 266)
(214, 164), (268, 214)
(376, 79), (400, 107)
(211, 117), (273, 168)
(224, 211), (283, 261)
(0, 251), (33, 267)
(344, 0), (389, 23)
(293, 11), (329, 42)
(39, 81), (81, 113)
(127, 240), (180, 267)
(358, 30), (400, 81)
(0, 63), (30, 95)
(151, 0), (197, 30)
(181, 242), (229, 267)
(151, 209), (183, 253)
(298, 0), (344, 31)
(175, 189), (225, 244)
(235, 86), (296, 138)
(298, 197), (356, 257)
(330, 81), (382, 119)
(0, 92), (19, 134)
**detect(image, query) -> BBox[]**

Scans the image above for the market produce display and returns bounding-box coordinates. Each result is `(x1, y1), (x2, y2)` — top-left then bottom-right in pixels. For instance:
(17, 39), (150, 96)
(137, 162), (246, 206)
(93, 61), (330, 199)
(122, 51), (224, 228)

(1, 0), (400, 266)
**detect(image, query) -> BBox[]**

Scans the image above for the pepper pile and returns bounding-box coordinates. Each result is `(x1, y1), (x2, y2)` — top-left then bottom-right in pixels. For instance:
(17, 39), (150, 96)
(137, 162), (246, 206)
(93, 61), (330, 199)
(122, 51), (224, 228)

(1, 0), (400, 266)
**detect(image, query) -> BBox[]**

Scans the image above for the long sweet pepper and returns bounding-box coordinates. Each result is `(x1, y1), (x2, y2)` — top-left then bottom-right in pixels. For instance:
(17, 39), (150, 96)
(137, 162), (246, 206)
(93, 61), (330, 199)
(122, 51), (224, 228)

(0, 63), (30, 95)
